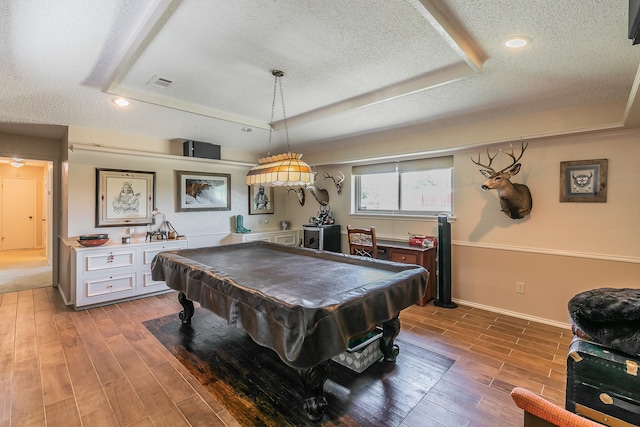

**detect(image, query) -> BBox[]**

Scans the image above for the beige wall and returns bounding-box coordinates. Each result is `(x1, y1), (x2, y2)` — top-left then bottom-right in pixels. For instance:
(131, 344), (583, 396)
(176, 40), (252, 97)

(65, 127), (291, 248)
(4, 125), (638, 325)
(286, 129), (640, 326)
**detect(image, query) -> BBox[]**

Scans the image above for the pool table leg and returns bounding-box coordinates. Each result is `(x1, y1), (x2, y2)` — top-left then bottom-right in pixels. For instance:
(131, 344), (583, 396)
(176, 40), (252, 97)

(177, 292), (194, 324)
(381, 315), (401, 362)
(299, 361), (329, 421)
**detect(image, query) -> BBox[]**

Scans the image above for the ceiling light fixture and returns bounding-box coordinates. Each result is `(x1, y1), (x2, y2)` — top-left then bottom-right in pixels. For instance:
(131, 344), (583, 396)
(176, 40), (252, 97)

(112, 97), (130, 107)
(505, 37), (530, 49)
(245, 70), (314, 187)
(10, 158), (24, 168)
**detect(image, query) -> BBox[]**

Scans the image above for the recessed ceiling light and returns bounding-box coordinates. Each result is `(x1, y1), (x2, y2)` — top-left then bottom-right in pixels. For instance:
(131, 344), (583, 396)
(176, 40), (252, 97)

(505, 37), (530, 49)
(112, 97), (130, 107)
(241, 127), (253, 132)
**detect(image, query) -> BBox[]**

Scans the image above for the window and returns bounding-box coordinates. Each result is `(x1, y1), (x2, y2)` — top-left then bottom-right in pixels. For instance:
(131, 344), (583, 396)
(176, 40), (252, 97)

(353, 156), (453, 216)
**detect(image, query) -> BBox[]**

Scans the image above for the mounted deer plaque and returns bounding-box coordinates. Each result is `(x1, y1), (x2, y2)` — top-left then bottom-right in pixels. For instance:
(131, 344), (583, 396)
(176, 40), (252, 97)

(471, 142), (533, 219)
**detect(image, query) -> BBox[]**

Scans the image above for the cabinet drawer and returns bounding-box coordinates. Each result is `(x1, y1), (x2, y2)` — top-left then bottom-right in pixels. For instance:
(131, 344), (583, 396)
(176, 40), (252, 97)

(389, 250), (419, 265)
(274, 233), (297, 246)
(141, 271), (169, 290)
(142, 242), (187, 266)
(84, 274), (135, 299)
(85, 250), (135, 272)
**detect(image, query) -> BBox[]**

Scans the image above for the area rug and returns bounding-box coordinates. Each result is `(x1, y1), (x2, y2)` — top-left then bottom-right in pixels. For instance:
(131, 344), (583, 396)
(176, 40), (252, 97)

(144, 308), (453, 427)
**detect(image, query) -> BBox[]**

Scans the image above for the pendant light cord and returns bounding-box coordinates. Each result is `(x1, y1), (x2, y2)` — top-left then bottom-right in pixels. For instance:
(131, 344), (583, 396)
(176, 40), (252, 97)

(267, 70), (290, 156)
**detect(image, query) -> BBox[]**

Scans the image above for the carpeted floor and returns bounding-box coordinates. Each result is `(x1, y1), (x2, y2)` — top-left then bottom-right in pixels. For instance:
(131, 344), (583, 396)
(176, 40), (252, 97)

(0, 248), (52, 293)
(144, 307), (454, 427)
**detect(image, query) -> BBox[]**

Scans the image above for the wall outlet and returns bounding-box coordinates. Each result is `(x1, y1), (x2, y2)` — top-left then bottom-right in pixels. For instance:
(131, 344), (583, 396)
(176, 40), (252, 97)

(516, 282), (525, 294)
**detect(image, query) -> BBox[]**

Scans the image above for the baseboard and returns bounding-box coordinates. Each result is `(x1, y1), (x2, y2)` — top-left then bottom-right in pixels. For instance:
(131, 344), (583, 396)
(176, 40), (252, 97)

(453, 298), (571, 330)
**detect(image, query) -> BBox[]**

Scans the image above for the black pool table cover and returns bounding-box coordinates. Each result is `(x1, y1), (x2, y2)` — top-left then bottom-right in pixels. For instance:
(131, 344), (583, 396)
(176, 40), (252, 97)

(151, 241), (428, 369)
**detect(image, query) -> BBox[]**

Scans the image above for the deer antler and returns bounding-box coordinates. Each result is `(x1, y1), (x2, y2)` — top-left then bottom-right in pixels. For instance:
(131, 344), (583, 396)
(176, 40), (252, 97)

(323, 171), (345, 194)
(497, 141), (528, 173)
(470, 147), (498, 173)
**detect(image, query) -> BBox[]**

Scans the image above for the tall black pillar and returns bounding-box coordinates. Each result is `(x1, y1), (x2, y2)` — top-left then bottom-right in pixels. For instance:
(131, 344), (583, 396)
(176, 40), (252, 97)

(434, 213), (457, 308)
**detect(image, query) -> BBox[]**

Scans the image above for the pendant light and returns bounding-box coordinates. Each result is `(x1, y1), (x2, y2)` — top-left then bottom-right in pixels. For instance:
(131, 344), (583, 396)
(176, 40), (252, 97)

(245, 70), (314, 187)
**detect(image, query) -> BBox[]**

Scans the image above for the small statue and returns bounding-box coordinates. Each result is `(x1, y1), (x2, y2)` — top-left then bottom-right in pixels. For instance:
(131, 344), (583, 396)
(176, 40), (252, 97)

(235, 214), (251, 233)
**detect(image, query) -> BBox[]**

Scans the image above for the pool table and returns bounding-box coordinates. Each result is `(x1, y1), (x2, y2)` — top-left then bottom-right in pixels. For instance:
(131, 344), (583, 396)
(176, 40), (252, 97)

(151, 241), (428, 421)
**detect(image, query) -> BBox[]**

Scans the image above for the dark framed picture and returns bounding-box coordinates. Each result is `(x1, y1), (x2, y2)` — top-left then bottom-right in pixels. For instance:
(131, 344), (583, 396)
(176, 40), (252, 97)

(176, 170), (231, 212)
(559, 159), (608, 202)
(96, 168), (155, 227)
(248, 185), (274, 214)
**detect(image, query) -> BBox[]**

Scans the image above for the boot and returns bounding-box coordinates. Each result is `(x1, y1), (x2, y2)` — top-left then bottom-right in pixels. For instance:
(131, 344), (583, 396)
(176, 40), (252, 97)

(235, 214), (251, 233)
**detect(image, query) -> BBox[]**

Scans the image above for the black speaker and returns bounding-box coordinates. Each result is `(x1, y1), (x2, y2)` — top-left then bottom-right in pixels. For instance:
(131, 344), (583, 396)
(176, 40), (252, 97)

(435, 213), (457, 308)
(183, 140), (221, 160)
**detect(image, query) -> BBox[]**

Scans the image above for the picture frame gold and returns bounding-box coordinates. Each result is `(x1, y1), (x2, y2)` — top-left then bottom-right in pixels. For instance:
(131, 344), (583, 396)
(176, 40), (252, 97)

(559, 159), (607, 203)
(248, 185), (274, 214)
(175, 170), (231, 212)
(96, 168), (155, 227)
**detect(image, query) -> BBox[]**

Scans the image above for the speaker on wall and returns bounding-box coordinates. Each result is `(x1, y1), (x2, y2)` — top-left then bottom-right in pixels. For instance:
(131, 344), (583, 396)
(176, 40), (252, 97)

(435, 213), (457, 309)
(183, 140), (221, 160)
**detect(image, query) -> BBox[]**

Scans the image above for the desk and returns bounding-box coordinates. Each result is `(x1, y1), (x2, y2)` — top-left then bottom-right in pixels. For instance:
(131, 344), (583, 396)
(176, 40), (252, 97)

(377, 240), (437, 306)
(151, 241), (427, 421)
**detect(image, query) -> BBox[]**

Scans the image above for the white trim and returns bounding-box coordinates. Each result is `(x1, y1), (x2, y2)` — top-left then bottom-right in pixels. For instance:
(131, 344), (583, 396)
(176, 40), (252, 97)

(452, 298), (572, 330)
(453, 240), (640, 264)
(69, 143), (256, 167)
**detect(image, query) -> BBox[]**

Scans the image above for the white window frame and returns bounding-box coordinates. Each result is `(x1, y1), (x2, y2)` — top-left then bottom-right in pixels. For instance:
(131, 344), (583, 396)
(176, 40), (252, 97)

(352, 156), (453, 217)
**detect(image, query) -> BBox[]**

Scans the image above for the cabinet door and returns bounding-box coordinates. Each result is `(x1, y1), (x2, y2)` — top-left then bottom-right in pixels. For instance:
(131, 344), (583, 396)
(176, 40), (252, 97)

(140, 241), (188, 292)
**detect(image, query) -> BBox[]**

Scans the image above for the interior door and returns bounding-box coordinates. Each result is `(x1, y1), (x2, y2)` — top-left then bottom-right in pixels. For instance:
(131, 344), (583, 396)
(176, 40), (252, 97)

(2, 177), (36, 250)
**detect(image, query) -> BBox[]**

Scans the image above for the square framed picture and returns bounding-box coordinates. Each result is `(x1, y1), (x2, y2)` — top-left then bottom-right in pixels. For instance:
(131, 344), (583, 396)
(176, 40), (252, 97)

(176, 171), (231, 212)
(559, 159), (607, 202)
(96, 168), (155, 227)
(248, 185), (274, 214)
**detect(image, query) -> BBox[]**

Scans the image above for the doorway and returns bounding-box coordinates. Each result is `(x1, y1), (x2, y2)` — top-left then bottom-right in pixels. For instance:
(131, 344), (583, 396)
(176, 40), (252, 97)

(0, 158), (53, 293)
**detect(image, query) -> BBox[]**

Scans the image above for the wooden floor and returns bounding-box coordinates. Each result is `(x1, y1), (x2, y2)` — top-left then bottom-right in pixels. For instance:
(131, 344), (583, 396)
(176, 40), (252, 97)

(0, 287), (573, 427)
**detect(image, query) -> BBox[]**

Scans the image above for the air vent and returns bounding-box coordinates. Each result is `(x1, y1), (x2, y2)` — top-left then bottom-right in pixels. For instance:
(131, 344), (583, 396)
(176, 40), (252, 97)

(147, 75), (174, 88)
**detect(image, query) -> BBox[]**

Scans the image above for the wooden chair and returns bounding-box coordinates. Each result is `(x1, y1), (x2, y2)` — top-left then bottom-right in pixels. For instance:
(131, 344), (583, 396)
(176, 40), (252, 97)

(347, 225), (377, 258)
(510, 387), (603, 427)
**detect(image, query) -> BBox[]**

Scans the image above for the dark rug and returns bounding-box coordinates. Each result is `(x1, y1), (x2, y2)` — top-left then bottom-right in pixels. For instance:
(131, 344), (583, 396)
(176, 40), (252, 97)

(143, 308), (453, 426)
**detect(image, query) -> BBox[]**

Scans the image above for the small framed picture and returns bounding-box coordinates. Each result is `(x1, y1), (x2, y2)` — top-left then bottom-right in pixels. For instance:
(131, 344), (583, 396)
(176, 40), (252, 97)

(176, 171), (231, 212)
(96, 168), (155, 227)
(559, 159), (607, 202)
(248, 185), (274, 214)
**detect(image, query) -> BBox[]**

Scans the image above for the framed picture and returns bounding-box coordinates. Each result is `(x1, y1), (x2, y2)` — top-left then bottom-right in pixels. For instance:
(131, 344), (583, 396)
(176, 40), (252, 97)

(248, 185), (274, 214)
(176, 170), (231, 212)
(559, 159), (608, 202)
(96, 168), (155, 227)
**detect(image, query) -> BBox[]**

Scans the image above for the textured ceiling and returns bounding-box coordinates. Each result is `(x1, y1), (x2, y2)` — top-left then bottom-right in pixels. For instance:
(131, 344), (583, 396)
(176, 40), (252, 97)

(1, 0), (639, 156)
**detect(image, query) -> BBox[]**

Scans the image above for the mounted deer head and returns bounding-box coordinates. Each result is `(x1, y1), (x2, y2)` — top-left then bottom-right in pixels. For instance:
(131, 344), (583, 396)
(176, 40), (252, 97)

(306, 172), (330, 206)
(323, 171), (345, 194)
(471, 141), (533, 219)
(286, 187), (305, 206)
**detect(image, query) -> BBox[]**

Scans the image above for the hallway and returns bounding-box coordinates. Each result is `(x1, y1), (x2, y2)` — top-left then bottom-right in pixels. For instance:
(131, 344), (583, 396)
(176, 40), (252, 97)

(0, 248), (51, 294)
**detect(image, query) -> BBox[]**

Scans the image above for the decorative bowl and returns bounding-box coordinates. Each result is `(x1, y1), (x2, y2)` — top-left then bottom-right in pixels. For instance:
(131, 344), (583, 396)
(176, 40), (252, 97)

(77, 236), (110, 247)
(79, 233), (109, 240)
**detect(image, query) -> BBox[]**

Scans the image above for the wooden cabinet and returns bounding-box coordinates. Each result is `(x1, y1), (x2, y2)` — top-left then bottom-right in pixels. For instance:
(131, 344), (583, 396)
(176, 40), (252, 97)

(71, 239), (188, 309)
(229, 229), (299, 246)
(377, 241), (437, 306)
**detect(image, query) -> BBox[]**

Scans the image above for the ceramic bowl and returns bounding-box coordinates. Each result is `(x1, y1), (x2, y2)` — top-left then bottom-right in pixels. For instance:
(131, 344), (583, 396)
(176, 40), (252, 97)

(79, 233), (109, 240)
(77, 237), (109, 247)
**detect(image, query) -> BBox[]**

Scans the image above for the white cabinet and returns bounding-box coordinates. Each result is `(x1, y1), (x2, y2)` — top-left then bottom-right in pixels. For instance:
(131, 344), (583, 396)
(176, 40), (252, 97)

(71, 239), (188, 309)
(229, 229), (299, 246)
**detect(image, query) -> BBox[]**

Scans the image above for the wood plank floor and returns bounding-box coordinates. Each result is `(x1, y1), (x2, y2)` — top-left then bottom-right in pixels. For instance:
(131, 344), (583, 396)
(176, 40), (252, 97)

(0, 287), (573, 426)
